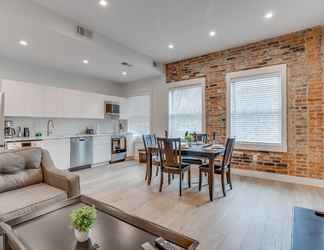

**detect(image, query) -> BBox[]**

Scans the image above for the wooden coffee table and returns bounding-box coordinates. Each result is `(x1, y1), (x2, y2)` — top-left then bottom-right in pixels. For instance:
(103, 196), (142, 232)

(1, 195), (198, 250)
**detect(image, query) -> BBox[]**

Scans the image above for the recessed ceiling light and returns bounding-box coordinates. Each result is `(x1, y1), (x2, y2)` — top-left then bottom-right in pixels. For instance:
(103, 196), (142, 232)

(168, 43), (174, 49)
(122, 71), (127, 76)
(264, 11), (274, 19)
(19, 40), (28, 46)
(99, 0), (108, 7)
(209, 30), (216, 37)
(83, 59), (89, 64)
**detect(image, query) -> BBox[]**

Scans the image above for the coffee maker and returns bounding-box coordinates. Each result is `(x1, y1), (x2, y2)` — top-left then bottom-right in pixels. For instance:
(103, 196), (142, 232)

(5, 120), (16, 138)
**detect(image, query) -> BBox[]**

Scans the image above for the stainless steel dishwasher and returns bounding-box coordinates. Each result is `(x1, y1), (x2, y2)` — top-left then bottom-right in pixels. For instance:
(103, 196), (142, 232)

(70, 136), (93, 170)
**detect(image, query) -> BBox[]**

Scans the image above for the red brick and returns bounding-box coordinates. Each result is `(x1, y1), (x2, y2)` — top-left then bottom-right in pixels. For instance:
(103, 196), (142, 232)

(166, 26), (324, 180)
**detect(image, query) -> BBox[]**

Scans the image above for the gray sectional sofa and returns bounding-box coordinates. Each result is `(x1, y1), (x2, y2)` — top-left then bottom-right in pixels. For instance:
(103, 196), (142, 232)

(0, 147), (80, 222)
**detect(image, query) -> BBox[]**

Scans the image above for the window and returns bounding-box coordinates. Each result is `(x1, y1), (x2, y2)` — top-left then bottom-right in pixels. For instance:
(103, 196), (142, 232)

(169, 84), (204, 138)
(127, 95), (150, 135)
(226, 64), (287, 152)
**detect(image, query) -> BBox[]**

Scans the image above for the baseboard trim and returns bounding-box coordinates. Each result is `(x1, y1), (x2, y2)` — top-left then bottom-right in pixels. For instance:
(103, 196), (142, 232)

(232, 168), (324, 188)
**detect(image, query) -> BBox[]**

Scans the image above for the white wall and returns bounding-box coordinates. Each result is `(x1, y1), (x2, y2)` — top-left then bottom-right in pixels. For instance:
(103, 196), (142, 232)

(0, 55), (123, 96)
(121, 76), (168, 136)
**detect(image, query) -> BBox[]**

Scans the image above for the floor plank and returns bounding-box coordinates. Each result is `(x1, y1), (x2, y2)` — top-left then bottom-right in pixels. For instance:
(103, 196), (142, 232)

(77, 161), (324, 250)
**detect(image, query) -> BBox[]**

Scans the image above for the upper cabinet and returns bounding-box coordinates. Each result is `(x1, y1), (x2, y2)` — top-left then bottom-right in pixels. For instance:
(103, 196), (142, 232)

(0, 79), (116, 119)
(2, 80), (45, 117)
(61, 88), (83, 118)
(80, 91), (105, 119)
(43, 86), (64, 118)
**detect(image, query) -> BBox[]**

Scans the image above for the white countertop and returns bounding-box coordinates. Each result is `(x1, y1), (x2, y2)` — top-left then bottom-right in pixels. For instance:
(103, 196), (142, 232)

(5, 132), (133, 143)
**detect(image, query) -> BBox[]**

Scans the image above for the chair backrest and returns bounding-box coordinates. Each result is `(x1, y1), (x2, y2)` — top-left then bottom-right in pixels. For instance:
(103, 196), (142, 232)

(221, 138), (235, 169)
(157, 138), (181, 169)
(0, 222), (27, 250)
(142, 134), (157, 152)
(193, 133), (208, 144)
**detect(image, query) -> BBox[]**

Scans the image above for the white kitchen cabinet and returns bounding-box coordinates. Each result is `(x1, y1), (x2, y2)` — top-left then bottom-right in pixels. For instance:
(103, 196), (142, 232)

(80, 92), (105, 119)
(1, 79), (107, 119)
(2, 80), (44, 117)
(23, 83), (45, 116)
(103, 95), (122, 104)
(2, 80), (24, 116)
(43, 86), (64, 118)
(62, 89), (106, 119)
(40, 138), (70, 170)
(93, 135), (111, 164)
(62, 89), (83, 118)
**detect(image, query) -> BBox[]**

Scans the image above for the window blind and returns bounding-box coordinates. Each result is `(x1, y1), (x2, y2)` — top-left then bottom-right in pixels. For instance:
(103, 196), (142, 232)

(128, 95), (150, 135)
(169, 85), (203, 138)
(229, 72), (282, 146)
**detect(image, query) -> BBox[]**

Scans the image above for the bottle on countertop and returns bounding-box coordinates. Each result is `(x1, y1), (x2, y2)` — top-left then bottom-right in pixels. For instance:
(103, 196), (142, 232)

(17, 126), (22, 137)
(23, 127), (30, 137)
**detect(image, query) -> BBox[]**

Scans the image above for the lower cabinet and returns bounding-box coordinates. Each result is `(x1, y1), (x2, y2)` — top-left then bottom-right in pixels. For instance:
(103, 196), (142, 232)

(39, 135), (111, 169)
(93, 136), (111, 164)
(40, 139), (70, 170)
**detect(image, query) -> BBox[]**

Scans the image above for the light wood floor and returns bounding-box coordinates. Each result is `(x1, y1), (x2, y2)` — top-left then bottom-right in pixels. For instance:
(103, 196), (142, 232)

(77, 161), (324, 250)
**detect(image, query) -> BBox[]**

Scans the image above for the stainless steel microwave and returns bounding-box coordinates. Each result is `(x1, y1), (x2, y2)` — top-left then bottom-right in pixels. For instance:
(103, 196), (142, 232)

(105, 103), (120, 115)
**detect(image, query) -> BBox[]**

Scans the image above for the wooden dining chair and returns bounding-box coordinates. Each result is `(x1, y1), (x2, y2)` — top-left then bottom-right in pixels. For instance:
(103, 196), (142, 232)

(198, 138), (235, 197)
(157, 138), (192, 196)
(182, 133), (209, 165)
(0, 222), (27, 250)
(143, 134), (160, 180)
(193, 133), (208, 144)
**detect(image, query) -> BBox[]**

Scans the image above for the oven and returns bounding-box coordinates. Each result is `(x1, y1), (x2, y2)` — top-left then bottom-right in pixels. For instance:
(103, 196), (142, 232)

(110, 136), (127, 163)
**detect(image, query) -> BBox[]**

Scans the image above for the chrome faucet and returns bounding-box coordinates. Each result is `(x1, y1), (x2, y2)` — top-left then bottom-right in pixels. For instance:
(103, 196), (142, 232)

(47, 120), (54, 136)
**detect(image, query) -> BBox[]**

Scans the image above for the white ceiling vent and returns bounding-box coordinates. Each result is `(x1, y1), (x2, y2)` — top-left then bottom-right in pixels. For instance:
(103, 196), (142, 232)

(76, 25), (93, 39)
(121, 62), (133, 67)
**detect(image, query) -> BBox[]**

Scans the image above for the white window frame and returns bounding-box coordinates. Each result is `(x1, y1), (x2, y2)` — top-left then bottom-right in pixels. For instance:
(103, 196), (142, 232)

(226, 64), (287, 152)
(168, 78), (206, 137)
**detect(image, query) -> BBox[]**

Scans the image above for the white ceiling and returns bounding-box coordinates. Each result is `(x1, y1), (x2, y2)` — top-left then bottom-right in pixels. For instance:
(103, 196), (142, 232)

(1, 0), (324, 83)
(0, 0), (161, 83)
(32, 0), (324, 62)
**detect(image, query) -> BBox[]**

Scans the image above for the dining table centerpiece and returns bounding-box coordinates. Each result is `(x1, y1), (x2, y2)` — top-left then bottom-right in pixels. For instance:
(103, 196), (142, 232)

(70, 205), (97, 242)
(184, 131), (194, 147)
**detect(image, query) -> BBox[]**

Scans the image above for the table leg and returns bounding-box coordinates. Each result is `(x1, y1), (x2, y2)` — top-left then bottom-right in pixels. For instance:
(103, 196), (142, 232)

(147, 148), (153, 186)
(208, 157), (215, 201)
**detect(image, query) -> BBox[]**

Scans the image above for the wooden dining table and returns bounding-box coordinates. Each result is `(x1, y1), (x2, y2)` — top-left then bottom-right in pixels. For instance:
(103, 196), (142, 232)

(146, 144), (225, 201)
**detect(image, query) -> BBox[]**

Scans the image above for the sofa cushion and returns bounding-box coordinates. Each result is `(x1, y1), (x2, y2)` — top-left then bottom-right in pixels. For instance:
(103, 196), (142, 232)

(0, 183), (67, 221)
(16, 148), (42, 169)
(0, 153), (25, 174)
(0, 169), (43, 193)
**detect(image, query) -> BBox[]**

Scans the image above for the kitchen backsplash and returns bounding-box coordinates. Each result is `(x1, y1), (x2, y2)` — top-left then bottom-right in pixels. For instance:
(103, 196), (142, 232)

(6, 117), (119, 136)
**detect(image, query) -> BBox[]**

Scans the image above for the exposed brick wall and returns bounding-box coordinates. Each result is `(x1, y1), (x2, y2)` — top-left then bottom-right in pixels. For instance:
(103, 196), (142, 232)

(166, 26), (324, 179)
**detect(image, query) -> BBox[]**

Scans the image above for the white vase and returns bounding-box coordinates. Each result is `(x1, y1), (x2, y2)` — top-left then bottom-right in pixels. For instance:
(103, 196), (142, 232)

(74, 229), (90, 242)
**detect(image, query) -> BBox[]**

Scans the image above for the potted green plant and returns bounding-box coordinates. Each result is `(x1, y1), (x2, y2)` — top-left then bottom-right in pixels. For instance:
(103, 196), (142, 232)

(184, 131), (193, 147)
(70, 206), (97, 242)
